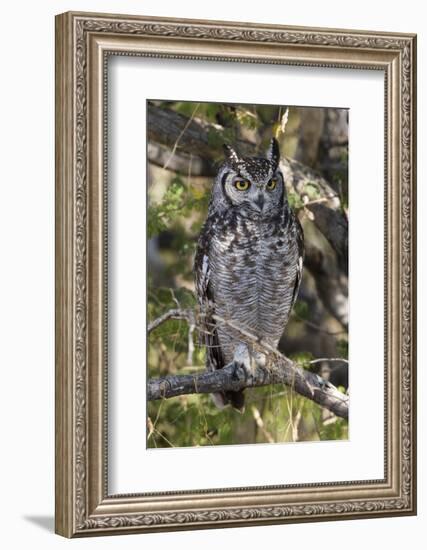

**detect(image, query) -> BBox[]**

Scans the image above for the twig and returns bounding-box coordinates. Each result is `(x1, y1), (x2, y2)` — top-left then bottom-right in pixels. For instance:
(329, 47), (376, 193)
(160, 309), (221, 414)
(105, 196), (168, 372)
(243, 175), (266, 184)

(163, 103), (200, 171)
(292, 408), (303, 442)
(147, 308), (194, 333)
(187, 322), (195, 364)
(302, 196), (339, 207)
(251, 405), (275, 443)
(212, 313), (279, 357)
(309, 357), (349, 365)
(292, 312), (347, 336)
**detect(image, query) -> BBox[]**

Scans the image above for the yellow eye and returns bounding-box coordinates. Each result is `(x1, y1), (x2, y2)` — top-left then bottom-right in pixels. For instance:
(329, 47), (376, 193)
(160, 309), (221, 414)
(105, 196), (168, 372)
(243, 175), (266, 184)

(266, 178), (277, 191)
(234, 179), (250, 191)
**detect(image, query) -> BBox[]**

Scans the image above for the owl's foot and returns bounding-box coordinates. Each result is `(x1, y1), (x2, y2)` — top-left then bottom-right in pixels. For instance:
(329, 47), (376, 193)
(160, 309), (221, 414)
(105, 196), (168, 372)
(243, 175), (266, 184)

(253, 351), (267, 368)
(232, 343), (253, 379)
(315, 373), (333, 391)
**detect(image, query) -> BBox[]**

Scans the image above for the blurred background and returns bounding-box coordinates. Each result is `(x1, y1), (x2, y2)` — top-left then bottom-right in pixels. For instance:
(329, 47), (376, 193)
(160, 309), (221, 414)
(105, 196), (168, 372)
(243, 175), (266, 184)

(146, 100), (348, 448)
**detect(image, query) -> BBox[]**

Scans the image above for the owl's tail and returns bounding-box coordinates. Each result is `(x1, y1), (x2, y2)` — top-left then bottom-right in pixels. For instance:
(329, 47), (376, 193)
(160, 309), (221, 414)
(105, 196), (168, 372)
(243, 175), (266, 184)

(211, 390), (245, 412)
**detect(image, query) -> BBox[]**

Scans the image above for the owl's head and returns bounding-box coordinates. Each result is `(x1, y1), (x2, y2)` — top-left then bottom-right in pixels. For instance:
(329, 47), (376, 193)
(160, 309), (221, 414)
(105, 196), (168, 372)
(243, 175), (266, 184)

(212, 138), (285, 218)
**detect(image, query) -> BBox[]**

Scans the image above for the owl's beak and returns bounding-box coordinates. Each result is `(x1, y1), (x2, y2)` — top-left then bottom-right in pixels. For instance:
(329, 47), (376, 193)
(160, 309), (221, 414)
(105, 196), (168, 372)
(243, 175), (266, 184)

(254, 193), (265, 212)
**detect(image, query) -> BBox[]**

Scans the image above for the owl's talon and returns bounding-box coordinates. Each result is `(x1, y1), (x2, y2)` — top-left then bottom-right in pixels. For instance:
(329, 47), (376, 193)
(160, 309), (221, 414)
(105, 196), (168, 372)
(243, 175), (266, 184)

(232, 344), (252, 378)
(253, 351), (267, 367)
(231, 362), (241, 381)
(316, 374), (333, 391)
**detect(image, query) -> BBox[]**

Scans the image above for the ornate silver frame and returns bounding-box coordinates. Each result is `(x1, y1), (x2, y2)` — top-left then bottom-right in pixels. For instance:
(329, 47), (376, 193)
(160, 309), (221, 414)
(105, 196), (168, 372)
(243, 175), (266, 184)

(55, 11), (417, 537)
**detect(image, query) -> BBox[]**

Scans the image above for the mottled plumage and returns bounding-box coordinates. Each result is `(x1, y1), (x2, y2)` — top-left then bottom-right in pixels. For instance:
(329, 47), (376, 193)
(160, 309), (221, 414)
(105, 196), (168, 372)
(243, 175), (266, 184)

(194, 139), (304, 410)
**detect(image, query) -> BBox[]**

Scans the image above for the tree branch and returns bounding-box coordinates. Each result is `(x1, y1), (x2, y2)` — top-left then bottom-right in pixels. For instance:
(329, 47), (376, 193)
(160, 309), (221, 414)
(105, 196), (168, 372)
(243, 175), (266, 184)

(147, 355), (348, 419)
(147, 103), (254, 171)
(280, 157), (348, 274)
(147, 308), (349, 420)
(147, 308), (195, 333)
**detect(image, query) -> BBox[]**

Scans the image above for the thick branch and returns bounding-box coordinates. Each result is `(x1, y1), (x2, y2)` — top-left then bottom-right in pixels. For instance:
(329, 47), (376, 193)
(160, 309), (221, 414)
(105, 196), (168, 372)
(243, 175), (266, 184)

(147, 104), (254, 172)
(148, 308), (349, 419)
(148, 142), (212, 176)
(280, 157), (348, 273)
(147, 358), (348, 419)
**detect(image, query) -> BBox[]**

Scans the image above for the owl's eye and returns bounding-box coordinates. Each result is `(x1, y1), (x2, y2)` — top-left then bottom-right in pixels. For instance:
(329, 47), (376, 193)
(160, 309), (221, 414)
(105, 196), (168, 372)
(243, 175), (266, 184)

(266, 178), (277, 191)
(234, 179), (251, 191)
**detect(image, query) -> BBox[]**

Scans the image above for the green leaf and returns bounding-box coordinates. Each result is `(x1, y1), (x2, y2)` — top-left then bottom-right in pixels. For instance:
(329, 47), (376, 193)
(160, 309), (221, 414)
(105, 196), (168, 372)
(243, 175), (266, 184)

(293, 300), (309, 320)
(287, 190), (304, 210)
(304, 181), (321, 200)
(289, 351), (314, 369)
(336, 339), (349, 359)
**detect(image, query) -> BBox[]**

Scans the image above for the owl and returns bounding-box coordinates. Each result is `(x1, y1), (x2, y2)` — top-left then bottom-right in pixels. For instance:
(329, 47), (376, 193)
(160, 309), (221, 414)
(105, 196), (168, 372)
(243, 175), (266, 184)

(194, 138), (304, 410)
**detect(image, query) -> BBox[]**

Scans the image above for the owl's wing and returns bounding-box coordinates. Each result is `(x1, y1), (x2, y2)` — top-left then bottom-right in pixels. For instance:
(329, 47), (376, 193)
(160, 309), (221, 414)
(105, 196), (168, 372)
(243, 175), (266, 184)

(194, 232), (225, 373)
(290, 213), (305, 309)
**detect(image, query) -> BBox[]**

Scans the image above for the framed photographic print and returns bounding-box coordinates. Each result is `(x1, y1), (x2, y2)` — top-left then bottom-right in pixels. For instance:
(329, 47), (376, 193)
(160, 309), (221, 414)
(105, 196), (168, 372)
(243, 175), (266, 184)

(55, 11), (417, 537)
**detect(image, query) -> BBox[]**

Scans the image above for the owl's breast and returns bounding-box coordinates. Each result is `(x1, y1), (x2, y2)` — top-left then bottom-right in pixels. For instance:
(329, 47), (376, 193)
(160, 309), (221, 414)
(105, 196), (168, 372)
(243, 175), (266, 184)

(208, 213), (300, 354)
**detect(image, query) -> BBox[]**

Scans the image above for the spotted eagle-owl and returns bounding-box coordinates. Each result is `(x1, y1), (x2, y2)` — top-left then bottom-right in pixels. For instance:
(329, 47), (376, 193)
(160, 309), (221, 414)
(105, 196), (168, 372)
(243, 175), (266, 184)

(194, 138), (304, 410)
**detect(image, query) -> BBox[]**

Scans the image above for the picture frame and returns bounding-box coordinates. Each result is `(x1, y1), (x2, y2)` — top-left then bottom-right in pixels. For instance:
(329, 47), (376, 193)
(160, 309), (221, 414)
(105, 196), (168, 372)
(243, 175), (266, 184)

(55, 11), (417, 537)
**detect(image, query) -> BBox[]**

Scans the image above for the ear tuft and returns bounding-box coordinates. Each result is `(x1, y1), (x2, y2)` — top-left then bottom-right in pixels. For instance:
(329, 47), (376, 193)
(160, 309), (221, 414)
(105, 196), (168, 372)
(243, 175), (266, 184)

(223, 144), (241, 165)
(266, 138), (280, 169)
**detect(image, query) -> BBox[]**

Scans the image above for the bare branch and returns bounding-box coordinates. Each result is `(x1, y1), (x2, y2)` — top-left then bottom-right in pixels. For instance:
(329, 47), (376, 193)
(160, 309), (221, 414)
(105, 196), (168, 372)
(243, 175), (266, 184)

(147, 308), (194, 333)
(147, 308), (349, 419)
(148, 142), (212, 176)
(309, 357), (348, 365)
(292, 312), (347, 336)
(163, 103), (200, 171)
(251, 405), (275, 443)
(147, 103), (254, 167)
(147, 354), (348, 419)
(280, 157), (348, 273)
